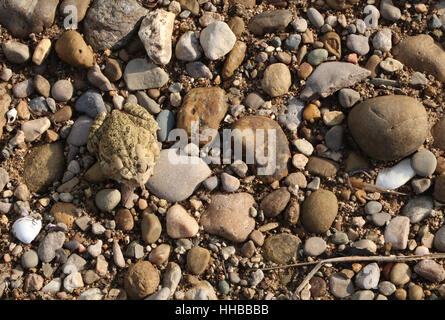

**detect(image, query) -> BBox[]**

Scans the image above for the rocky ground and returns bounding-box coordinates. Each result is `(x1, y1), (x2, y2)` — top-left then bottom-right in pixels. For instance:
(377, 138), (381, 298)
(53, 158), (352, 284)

(1, 0), (445, 301)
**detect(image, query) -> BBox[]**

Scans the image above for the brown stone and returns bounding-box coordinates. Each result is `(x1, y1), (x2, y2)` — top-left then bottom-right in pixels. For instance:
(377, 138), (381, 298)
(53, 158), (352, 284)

(434, 173), (445, 203)
(393, 35), (445, 82)
(298, 62), (313, 80)
(201, 193), (256, 243)
(231, 115), (291, 183)
(260, 187), (290, 218)
(263, 233), (301, 264)
(365, 54), (381, 78)
(115, 208), (134, 231)
(50, 202), (78, 227)
(53, 106), (72, 123)
(55, 30), (94, 68)
(229, 0), (256, 8)
(284, 198), (300, 225)
(24, 142), (65, 193)
(103, 58), (122, 82)
(344, 151), (369, 172)
(149, 244), (170, 266)
(326, 0), (359, 10)
(187, 246), (210, 275)
(176, 87), (227, 145)
(0, 85), (10, 137)
(33, 75), (50, 97)
(179, 0), (199, 15)
(227, 16), (245, 37)
(261, 63), (291, 97)
(433, 117), (445, 151)
(16, 100), (30, 120)
(124, 261), (159, 299)
(348, 95), (429, 161)
(141, 214), (162, 244)
(222, 41), (246, 79)
(84, 162), (108, 184)
(307, 156), (339, 178)
(301, 189), (338, 234)
(165, 204), (199, 239)
(248, 10), (292, 36)
(303, 103), (321, 122)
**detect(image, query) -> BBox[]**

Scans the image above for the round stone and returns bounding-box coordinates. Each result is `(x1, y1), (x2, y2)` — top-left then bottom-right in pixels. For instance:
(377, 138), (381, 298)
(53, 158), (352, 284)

(21, 250), (39, 269)
(303, 237), (326, 256)
(390, 263), (411, 286)
(261, 63), (291, 97)
(115, 208), (134, 231)
(51, 80), (73, 102)
(378, 281), (396, 296)
(411, 149), (437, 177)
(348, 95), (428, 161)
(263, 233), (301, 264)
(365, 201), (382, 214)
(301, 189), (338, 234)
(307, 49), (328, 66)
(141, 213), (162, 244)
(124, 261), (160, 299)
(95, 189), (121, 212)
(260, 188), (291, 218)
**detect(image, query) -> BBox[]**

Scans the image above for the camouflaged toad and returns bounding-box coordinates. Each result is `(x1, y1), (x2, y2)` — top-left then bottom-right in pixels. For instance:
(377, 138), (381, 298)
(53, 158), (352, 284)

(87, 103), (161, 189)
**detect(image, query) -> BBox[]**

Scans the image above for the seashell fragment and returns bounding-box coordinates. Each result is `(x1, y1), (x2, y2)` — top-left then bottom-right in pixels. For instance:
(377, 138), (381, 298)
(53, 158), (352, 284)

(12, 216), (42, 244)
(376, 158), (416, 190)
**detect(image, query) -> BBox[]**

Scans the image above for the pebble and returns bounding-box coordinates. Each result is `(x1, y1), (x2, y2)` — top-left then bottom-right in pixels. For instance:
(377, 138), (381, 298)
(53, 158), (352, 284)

(203, 176), (218, 191)
(373, 28), (392, 52)
(156, 110), (175, 142)
(24, 274), (44, 292)
(67, 115), (93, 146)
(402, 196), (433, 224)
(124, 58), (169, 91)
(250, 270), (264, 287)
(115, 208), (134, 231)
(365, 201), (382, 214)
(13, 79), (34, 98)
(78, 288), (103, 301)
(146, 149), (211, 202)
(163, 262), (182, 296)
(141, 214), (162, 244)
(292, 18), (307, 33)
(200, 21), (236, 60)
(95, 189), (121, 212)
(185, 281), (217, 300)
(303, 237), (326, 256)
(21, 250), (39, 269)
(351, 290), (374, 300)
(247, 10), (292, 36)
(75, 90), (106, 119)
(220, 172), (240, 192)
(222, 40), (246, 79)
(103, 58), (122, 82)
(38, 232), (65, 263)
(149, 244), (171, 266)
(166, 204), (199, 239)
(307, 49), (328, 66)
(329, 273), (355, 298)
(278, 97), (304, 131)
(410, 72), (428, 86)
(260, 188), (290, 218)
(371, 213), (391, 227)
(434, 226), (445, 252)
(384, 216), (410, 250)
(414, 260), (445, 282)
(346, 34), (370, 56)
(124, 261), (160, 299)
(301, 62), (370, 100)
(187, 246), (210, 275)
(409, 284), (424, 300)
(390, 263), (411, 286)
(42, 278), (62, 294)
(51, 80), (73, 102)
(175, 31), (202, 62)
(87, 64), (113, 91)
(24, 142), (65, 192)
(135, 91), (161, 114)
(63, 272), (84, 293)
(380, 0), (401, 22)
(113, 242), (126, 268)
(0, 68), (12, 81)
(306, 156), (339, 178)
(186, 61), (213, 79)
(378, 281), (396, 296)
(348, 96), (428, 161)
(87, 240), (102, 258)
(201, 193), (255, 243)
(2, 41), (30, 64)
(261, 63), (291, 97)
(55, 30), (93, 68)
(285, 34), (301, 51)
(380, 58), (403, 73)
(139, 9), (175, 65)
(263, 233), (301, 264)
(355, 263), (380, 289)
(411, 149), (437, 177)
(32, 38), (51, 65)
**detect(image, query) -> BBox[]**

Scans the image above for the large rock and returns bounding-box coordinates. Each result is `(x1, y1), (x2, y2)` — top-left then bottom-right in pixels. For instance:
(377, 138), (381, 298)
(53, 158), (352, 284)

(83, 0), (148, 51)
(247, 10), (292, 36)
(24, 143), (65, 193)
(0, 0), (59, 38)
(138, 9), (175, 65)
(393, 35), (445, 82)
(146, 149), (211, 202)
(200, 193), (256, 243)
(300, 62), (371, 100)
(176, 87), (228, 145)
(301, 189), (338, 234)
(231, 116), (291, 184)
(348, 95), (429, 161)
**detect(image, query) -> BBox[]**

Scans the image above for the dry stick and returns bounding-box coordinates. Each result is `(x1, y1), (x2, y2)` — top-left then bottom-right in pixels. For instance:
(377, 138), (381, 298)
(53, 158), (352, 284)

(249, 253), (445, 299)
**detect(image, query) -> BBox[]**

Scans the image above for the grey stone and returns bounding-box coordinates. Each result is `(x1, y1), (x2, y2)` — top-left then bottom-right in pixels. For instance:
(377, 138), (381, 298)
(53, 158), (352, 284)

(135, 91), (161, 114)
(124, 59), (169, 90)
(156, 110), (175, 142)
(2, 41), (30, 64)
(433, 225), (445, 252)
(325, 126), (344, 151)
(67, 116), (93, 146)
(411, 149), (437, 177)
(74, 90), (106, 119)
(414, 260), (445, 282)
(380, 0), (401, 22)
(21, 250), (39, 269)
(186, 61), (213, 79)
(175, 31), (202, 61)
(200, 21), (236, 60)
(346, 34), (370, 56)
(95, 189), (121, 212)
(307, 7), (324, 29)
(372, 28), (392, 52)
(329, 273), (355, 298)
(38, 232), (65, 263)
(78, 288), (103, 300)
(364, 201), (382, 215)
(338, 88), (360, 108)
(371, 212), (391, 227)
(378, 281), (396, 296)
(351, 290), (374, 300)
(278, 97), (304, 131)
(355, 263), (380, 289)
(402, 196), (433, 224)
(384, 216), (410, 250)
(412, 178), (432, 194)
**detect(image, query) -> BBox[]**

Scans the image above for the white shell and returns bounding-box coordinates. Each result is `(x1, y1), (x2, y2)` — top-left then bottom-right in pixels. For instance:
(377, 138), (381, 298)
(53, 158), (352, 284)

(6, 108), (17, 124)
(376, 158), (416, 190)
(11, 216), (42, 244)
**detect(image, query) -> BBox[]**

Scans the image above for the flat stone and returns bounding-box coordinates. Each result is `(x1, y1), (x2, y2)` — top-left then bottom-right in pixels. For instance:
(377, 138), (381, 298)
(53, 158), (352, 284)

(175, 31), (202, 62)
(301, 62), (371, 100)
(402, 196), (433, 224)
(306, 156), (339, 178)
(414, 260), (445, 282)
(384, 216), (410, 250)
(22, 117), (51, 142)
(263, 233), (301, 264)
(303, 237), (326, 256)
(329, 273), (355, 298)
(373, 28), (392, 52)
(2, 41), (30, 64)
(146, 149), (211, 202)
(51, 202), (78, 228)
(201, 193), (255, 243)
(346, 34), (370, 56)
(186, 62), (213, 79)
(67, 115), (93, 146)
(348, 95), (428, 161)
(355, 263), (380, 289)
(83, 0), (148, 51)
(38, 232), (65, 263)
(260, 188), (290, 218)
(124, 59), (169, 91)
(247, 10), (292, 36)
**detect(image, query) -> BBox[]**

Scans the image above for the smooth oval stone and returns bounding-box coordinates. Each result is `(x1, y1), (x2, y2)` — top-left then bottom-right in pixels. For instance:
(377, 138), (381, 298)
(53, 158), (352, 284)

(156, 110), (175, 142)
(67, 115), (93, 146)
(247, 10), (292, 36)
(348, 95), (428, 161)
(301, 189), (338, 234)
(75, 90), (106, 119)
(393, 34), (445, 82)
(411, 149), (437, 177)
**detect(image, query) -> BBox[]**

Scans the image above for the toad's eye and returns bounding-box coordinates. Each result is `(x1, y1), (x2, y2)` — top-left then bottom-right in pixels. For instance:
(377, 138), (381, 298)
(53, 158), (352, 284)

(136, 161), (148, 173)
